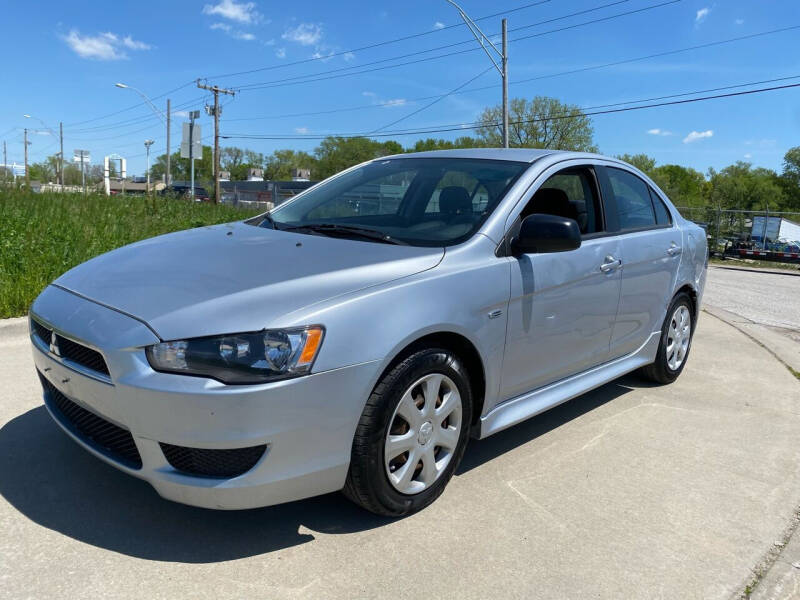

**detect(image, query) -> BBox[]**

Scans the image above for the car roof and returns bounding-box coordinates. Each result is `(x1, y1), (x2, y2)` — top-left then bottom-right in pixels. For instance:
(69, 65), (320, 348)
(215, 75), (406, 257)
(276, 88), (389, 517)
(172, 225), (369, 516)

(384, 148), (561, 163)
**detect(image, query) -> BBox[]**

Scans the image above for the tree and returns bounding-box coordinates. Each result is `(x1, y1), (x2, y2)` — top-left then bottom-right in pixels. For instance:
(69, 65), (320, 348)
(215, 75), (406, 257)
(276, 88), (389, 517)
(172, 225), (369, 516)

(476, 96), (597, 151)
(780, 146), (800, 209)
(314, 137), (403, 179)
(651, 164), (708, 208)
(616, 153), (656, 176)
(151, 145), (214, 185)
(264, 149), (317, 180)
(407, 137), (482, 152)
(708, 162), (785, 212)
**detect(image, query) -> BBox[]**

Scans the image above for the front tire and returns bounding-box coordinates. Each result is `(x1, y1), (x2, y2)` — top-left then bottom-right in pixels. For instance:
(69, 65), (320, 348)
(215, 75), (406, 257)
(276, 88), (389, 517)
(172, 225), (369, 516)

(344, 348), (472, 516)
(640, 292), (695, 384)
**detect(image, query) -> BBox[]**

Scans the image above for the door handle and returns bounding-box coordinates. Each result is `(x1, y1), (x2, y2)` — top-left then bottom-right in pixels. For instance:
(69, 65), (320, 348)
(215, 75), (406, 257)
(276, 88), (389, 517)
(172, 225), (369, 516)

(600, 256), (622, 273)
(667, 243), (682, 256)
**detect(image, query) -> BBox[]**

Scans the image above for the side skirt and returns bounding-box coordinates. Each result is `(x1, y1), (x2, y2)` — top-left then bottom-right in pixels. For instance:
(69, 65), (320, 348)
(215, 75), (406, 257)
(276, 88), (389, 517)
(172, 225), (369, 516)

(478, 331), (661, 439)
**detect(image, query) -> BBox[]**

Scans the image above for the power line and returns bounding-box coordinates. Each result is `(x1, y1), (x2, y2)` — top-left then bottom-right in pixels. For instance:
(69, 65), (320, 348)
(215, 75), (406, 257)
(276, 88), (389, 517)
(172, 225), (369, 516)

(370, 66), (496, 134)
(207, 0), (556, 80)
(62, 80), (196, 128)
(233, 0), (680, 92)
(220, 81), (800, 141)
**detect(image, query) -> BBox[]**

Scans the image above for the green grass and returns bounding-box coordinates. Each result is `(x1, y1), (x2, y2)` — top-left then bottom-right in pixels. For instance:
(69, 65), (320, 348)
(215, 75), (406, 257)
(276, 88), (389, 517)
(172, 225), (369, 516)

(0, 190), (262, 318)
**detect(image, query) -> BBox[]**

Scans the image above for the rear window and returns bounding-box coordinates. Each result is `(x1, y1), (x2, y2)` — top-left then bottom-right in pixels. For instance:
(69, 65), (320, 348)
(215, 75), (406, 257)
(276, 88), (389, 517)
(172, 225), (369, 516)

(606, 167), (656, 230)
(649, 187), (672, 226)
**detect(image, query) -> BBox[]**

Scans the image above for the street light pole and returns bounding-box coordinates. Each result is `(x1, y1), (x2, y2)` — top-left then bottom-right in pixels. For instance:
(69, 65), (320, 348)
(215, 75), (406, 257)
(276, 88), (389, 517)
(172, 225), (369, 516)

(144, 139), (154, 195)
(115, 83), (170, 187)
(444, 0), (509, 148)
(23, 128), (29, 187)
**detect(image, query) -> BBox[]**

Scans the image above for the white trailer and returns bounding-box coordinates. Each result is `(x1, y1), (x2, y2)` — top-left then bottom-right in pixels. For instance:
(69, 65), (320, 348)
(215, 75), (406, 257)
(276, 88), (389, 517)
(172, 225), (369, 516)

(751, 216), (800, 244)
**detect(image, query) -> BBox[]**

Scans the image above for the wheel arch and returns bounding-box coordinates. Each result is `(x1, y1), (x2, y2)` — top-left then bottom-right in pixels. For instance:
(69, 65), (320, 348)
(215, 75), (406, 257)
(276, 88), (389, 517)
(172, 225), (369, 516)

(375, 330), (487, 428)
(673, 282), (698, 325)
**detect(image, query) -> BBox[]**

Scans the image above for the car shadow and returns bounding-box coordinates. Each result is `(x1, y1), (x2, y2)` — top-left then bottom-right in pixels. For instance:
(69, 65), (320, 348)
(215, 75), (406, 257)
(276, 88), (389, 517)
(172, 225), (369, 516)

(0, 374), (647, 564)
(458, 374), (645, 474)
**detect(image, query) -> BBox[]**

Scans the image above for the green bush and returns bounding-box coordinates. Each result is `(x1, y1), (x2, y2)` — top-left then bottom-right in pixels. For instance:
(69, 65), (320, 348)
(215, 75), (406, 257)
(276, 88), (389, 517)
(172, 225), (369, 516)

(0, 190), (261, 318)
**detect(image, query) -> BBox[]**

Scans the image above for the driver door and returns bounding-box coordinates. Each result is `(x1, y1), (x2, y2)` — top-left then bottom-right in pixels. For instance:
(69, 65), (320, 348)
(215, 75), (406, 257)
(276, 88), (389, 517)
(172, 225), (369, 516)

(499, 165), (623, 401)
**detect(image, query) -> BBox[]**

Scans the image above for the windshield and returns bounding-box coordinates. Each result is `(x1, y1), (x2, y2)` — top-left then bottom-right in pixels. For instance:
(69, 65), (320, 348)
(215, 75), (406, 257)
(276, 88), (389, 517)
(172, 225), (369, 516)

(261, 157), (528, 247)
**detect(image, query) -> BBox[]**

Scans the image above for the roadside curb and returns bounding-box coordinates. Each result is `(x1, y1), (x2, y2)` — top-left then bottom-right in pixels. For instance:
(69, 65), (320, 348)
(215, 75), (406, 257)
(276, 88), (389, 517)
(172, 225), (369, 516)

(702, 305), (800, 376)
(0, 317), (28, 340)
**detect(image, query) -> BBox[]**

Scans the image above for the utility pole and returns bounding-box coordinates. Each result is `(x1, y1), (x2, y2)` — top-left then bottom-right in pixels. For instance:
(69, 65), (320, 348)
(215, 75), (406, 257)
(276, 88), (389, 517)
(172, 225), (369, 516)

(59, 122), (64, 187)
(445, 1), (509, 148)
(197, 79), (235, 203)
(23, 128), (30, 187)
(501, 19), (509, 149)
(189, 111), (198, 201)
(166, 99), (171, 186)
(144, 139), (154, 195)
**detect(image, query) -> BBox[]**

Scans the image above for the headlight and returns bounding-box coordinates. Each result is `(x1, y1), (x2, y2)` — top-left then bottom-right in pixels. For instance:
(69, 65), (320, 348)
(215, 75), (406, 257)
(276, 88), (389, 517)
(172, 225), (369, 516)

(145, 326), (324, 384)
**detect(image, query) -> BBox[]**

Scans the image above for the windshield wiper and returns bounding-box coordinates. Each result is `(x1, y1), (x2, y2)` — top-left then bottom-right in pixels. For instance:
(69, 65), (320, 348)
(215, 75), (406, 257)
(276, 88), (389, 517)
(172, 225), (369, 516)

(283, 223), (407, 245)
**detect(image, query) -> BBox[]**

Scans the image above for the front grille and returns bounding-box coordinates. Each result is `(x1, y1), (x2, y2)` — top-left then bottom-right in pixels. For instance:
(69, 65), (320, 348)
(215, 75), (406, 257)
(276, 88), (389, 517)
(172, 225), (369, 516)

(31, 318), (51, 345)
(56, 335), (110, 376)
(30, 316), (110, 378)
(39, 372), (142, 469)
(160, 442), (267, 478)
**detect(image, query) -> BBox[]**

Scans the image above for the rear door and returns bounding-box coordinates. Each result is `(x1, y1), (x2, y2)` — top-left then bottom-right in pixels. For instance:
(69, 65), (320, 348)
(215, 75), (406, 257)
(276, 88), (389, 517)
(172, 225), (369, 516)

(598, 166), (681, 359)
(499, 164), (623, 401)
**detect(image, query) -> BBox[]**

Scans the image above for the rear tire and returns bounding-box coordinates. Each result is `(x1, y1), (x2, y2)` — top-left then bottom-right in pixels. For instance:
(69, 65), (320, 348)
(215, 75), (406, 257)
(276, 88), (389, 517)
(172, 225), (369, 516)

(639, 292), (695, 384)
(343, 348), (472, 517)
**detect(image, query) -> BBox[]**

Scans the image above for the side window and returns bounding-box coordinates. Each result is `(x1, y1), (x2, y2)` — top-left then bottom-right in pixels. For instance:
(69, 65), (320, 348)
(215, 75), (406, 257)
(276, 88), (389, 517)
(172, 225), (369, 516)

(520, 167), (602, 235)
(649, 187), (672, 225)
(606, 168), (656, 230)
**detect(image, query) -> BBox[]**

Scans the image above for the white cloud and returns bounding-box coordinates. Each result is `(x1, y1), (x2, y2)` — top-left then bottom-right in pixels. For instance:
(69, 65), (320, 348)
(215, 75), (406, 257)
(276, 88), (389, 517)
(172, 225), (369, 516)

(647, 128), (673, 136)
(295, 127), (310, 134)
(361, 91), (407, 108)
(362, 91), (377, 97)
(382, 98), (407, 107)
(433, 21), (445, 29)
(264, 38), (275, 46)
(695, 7), (710, 23)
(735, 18), (744, 25)
(683, 130), (713, 143)
(122, 35), (151, 50)
(344, 52), (355, 61)
(202, 0), (261, 24)
(282, 23), (322, 46)
(210, 21), (256, 41)
(210, 22), (231, 32)
(275, 47), (286, 59)
(311, 49), (335, 62)
(744, 153), (752, 159)
(62, 29), (151, 60)
(233, 31), (256, 41)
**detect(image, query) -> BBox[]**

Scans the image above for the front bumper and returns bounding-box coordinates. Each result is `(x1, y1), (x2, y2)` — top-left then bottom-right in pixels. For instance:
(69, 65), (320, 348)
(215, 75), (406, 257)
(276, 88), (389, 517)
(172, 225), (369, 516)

(31, 286), (379, 510)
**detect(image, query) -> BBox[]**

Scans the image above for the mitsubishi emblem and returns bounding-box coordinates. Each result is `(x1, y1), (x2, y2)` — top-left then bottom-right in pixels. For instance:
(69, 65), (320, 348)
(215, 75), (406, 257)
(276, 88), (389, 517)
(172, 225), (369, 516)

(50, 331), (60, 356)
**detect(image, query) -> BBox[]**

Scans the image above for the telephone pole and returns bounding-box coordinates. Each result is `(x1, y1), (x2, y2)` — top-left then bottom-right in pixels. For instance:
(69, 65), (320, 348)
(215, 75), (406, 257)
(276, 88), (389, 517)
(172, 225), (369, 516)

(23, 128), (30, 187)
(59, 122), (64, 186)
(445, 1), (509, 148)
(166, 99), (171, 186)
(197, 79), (235, 203)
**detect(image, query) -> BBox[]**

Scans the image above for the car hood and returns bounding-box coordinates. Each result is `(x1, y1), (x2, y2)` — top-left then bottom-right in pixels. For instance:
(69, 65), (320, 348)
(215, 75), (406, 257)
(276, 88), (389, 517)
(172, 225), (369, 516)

(54, 221), (444, 341)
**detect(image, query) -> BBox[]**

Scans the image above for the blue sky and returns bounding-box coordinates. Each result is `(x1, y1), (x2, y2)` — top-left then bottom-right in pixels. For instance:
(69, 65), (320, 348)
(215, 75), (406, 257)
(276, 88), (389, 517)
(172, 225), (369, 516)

(1, 0), (798, 177)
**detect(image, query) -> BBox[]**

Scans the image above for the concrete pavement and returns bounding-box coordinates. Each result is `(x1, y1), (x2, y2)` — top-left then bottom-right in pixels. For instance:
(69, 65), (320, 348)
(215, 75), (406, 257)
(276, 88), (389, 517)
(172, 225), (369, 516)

(1, 314), (799, 599)
(703, 265), (800, 373)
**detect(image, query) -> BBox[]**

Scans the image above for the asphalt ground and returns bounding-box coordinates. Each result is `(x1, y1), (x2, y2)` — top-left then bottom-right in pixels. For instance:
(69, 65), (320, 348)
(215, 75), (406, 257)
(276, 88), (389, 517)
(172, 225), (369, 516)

(1, 304), (799, 598)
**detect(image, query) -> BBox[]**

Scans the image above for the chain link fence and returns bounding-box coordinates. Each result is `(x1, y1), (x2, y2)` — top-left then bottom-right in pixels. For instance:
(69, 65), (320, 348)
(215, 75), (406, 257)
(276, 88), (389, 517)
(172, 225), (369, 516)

(675, 207), (800, 262)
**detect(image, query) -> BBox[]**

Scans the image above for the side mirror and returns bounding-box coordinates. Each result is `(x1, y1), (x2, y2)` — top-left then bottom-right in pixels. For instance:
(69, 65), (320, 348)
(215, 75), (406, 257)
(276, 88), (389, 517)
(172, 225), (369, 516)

(510, 213), (582, 255)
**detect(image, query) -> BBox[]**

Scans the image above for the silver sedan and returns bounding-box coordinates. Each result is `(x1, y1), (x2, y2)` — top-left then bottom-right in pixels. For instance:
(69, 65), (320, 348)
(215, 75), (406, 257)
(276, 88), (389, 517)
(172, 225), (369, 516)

(29, 149), (707, 515)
